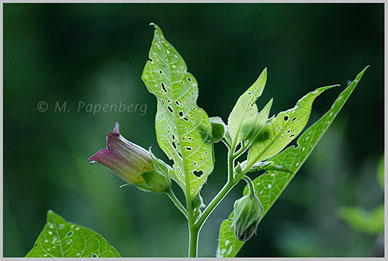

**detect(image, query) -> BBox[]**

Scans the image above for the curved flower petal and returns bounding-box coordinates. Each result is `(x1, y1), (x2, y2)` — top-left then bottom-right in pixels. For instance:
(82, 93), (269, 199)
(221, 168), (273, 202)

(89, 122), (154, 185)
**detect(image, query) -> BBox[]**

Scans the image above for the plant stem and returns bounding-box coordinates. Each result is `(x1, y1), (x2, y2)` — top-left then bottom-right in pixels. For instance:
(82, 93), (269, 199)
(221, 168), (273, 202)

(196, 150), (236, 230)
(187, 134), (257, 255)
(167, 190), (188, 218)
(188, 222), (199, 257)
(242, 176), (255, 195)
(195, 181), (234, 230)
(184, 172), (197, 257)
(233, 142), (249, 160)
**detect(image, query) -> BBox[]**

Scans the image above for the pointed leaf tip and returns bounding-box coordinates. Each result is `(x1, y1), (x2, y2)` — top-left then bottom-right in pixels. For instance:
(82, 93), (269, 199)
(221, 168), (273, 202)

(149, 22), (161, 31)
(142, 23), (214, 197)
(27, 211), (121, 257)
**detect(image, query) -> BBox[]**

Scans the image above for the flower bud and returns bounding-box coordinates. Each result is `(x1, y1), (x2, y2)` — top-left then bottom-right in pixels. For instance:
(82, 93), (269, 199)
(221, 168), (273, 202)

(233, 193), (264, 241)
(89, 122), (171, 193)
(209, 116), (226, 143)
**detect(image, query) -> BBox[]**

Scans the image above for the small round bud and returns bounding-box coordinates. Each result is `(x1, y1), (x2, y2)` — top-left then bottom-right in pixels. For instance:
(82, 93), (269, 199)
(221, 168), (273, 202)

(209, 116), (226, 143)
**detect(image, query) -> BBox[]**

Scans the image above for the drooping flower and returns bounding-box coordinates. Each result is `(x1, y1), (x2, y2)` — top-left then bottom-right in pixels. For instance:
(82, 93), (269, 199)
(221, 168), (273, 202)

(232, 189), (264, 241)
(89, 122), (155, 185)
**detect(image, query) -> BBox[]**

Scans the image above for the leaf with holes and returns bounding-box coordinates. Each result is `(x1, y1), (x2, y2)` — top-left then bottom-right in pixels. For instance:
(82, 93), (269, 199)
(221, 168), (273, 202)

(26, 210), (120, 258)
(141, 24), (213, 198)
(228, 68), (267, 147)
(217, 66), (368, 257)
(247, 84), (338, 165)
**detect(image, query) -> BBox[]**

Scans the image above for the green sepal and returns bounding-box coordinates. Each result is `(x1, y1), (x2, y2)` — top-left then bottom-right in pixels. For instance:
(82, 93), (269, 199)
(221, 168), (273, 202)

(135, 149), (172, 193)
(232, 193), (264, 242)
(149, 148), (174, 177)
(136, 170), (171, 193)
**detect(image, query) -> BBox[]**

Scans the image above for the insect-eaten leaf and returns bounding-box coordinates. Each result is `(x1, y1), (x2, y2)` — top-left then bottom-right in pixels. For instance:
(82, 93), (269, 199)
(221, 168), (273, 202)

(142, 24), (214, 198)
(228, 68), (268, 147)
(217, 66), (369, 257)
(247, 84), (338, 165)
(26, 210), (121, 258)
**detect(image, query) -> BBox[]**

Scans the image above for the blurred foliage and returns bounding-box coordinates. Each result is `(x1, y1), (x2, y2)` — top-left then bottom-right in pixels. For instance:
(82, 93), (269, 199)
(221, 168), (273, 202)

(338, 154), (384, 239)
(339, 205), (384, 235)
(377, 155), (384, 190)
(4, 3), (384, 257)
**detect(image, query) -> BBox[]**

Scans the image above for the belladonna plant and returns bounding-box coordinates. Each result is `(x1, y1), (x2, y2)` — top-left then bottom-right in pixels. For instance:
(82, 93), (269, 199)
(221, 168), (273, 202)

(26, 24), (368, 258)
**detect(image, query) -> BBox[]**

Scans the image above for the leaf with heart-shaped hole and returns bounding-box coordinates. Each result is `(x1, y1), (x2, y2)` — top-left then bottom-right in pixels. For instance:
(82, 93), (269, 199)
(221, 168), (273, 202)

(142, 24), (214, 198)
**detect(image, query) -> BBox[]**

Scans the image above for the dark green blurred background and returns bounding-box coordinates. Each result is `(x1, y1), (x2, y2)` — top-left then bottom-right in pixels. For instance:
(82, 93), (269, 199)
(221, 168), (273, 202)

(4, 3), (384, 257)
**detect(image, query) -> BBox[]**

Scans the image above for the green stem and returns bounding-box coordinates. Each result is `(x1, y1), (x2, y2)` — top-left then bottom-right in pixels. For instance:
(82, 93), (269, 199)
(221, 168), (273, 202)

(195, 181), (234, 230)
(242, 176), (255, 195)
(196, 150), (236, 230)
(167, 190), (188, 218)
(186, 134), (259, 255)
(188, 223), (199, 257)
(222, 136), (232, 149)
(233, 141), (249, 160)
(184, 176), (197, 256)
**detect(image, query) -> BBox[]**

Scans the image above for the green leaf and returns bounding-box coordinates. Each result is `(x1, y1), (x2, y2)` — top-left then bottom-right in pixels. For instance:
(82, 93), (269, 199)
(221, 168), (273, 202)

(217, 66), (369, 257)
(228, 68), (267, 147)
(141, 24), (214, 198)
(339, 205), (384, 235)
(240, 160), (292, 174)
(26, 210), (120, 257)
(247, 84), (338, 165)
(245, 99), (273, 146)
